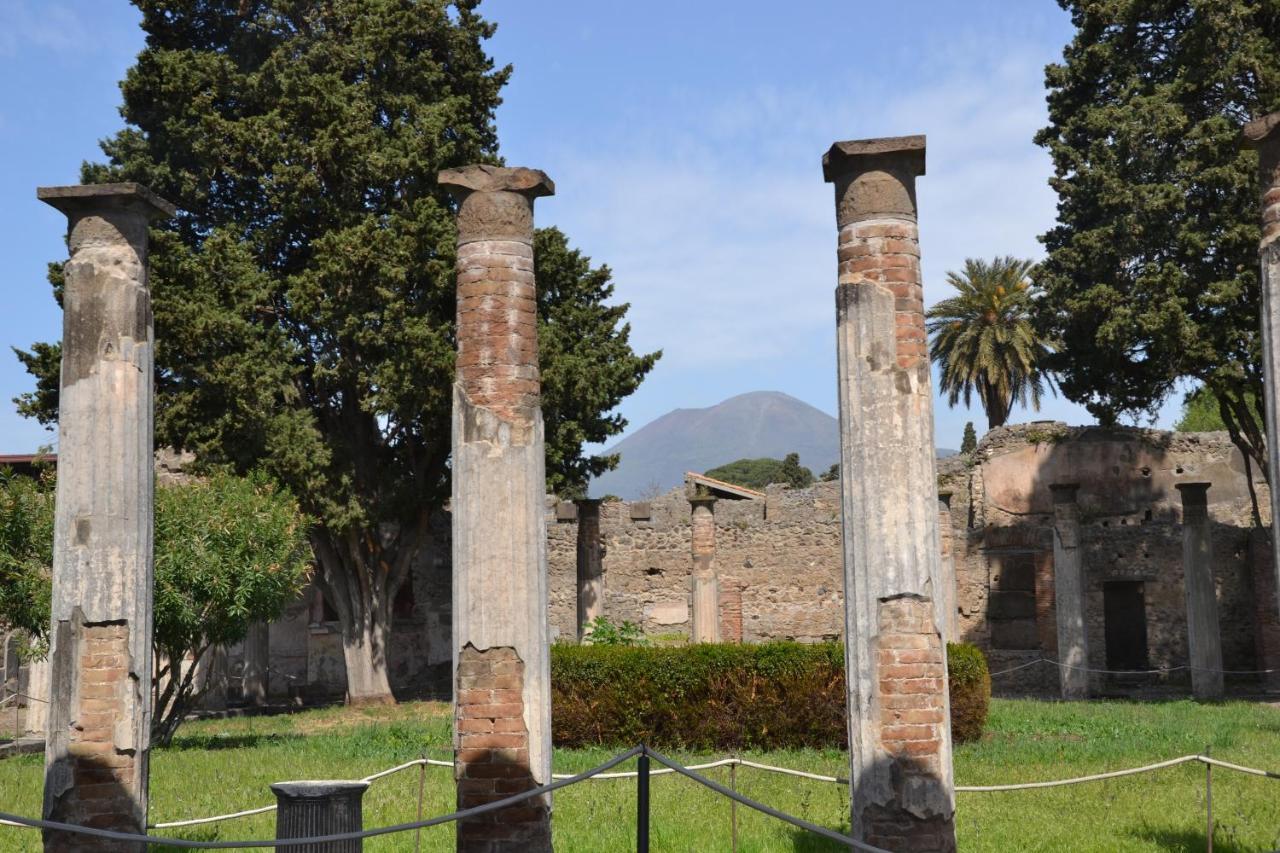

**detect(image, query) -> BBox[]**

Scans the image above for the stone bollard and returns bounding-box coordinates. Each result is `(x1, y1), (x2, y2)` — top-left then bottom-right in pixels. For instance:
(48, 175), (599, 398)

(38, 182), (174, 852)
(439, 164), (555, 853)
(271, 780), (368, 852)
(824, 136), (957, 852)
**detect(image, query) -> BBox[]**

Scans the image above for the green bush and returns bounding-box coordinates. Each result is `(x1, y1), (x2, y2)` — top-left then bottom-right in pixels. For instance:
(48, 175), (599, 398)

(551, 641), (991, 750)
(946, 641), (991, 743)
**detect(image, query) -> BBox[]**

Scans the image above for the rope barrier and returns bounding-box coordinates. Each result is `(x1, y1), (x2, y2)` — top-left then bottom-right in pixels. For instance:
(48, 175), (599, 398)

(987, 656), (1280, 678)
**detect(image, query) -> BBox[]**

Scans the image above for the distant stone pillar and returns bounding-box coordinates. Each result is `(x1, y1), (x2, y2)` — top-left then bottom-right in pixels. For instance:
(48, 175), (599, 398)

(1176, 483), (1225, 700)
(825, 136), (956, 852)
(38, 183), (174, 851)
(271, 780), (367, 852)
(937, 491), (957, 643)
(689, 496), (720, 643)
(1243, 113), (1280, 643)
(575, 499), (604, 640)
(197, 645), (229, 712)
(242, 622), (270, 706)
(440, 164), (555, 853)
(22, 657), (50, 738)
(1050, 483), (1088, 700)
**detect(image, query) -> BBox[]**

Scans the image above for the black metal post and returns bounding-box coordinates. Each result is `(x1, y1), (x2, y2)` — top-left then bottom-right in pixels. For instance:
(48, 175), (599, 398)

(637, 747), (651, 853)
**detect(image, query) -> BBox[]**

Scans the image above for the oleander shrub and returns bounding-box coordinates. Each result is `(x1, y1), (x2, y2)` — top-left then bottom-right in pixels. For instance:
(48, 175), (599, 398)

(946, 641), (991, 743)
(551, 641), (991, 750)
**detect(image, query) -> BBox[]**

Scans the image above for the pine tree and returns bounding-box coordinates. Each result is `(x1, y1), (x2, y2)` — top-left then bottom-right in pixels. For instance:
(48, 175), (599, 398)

(960, 422), (977, 455)
(14, 0), (658, 703)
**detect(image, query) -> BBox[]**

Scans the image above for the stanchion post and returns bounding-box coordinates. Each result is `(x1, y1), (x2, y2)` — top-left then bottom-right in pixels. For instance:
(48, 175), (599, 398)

(1205, 745), (1213, 853)
(730, 759), (738, 853)
(637, 748), (651, 853)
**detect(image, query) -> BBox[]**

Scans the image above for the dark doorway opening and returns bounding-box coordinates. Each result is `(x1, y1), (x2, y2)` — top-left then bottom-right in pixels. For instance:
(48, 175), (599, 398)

(1103, 581), (1149, 670)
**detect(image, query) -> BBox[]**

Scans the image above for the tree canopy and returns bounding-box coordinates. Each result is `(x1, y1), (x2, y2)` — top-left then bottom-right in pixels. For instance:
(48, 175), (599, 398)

(926, 256), (1056, 431)
(705, 453), (815, 491)
(15, 0), (658, 702)
(960, 422), (978, 455)
(1034, 0), (1280, 485)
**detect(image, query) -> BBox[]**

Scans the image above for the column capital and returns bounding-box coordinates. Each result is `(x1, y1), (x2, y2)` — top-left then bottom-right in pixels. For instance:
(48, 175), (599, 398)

(688, 495), (717, 510)
(438, 165), (554, 245)
(1049, 482), (1081, 503)
(1175, 481), (1212, 504)
(37, 182), (176, 220)
(823, 136), (926, 226)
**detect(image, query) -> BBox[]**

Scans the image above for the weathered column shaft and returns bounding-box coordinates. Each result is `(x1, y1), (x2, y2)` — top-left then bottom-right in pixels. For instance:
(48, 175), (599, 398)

(937, 492), (957, 644)
(1243, 114), (1280, 645)
(689, 496), (720, 643)
(242, 622), (270, 706)
(271, 780), (367, 853)
(38, 183), (173, 852)
(575, 500), (604, 640)
(1050, 483), (1088, 700)
(1177, 483), (1224, 700)
(825, 136), (956, 853)
(441, 164), (554, 853)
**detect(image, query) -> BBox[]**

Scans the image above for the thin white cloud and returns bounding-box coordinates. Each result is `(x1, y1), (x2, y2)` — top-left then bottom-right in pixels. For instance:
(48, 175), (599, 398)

(0, 2), (91, 57)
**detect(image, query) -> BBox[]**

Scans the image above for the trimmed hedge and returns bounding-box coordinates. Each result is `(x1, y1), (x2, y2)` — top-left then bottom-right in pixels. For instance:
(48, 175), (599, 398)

(550, 641), (990, 750)
(946, 642), (991, 743)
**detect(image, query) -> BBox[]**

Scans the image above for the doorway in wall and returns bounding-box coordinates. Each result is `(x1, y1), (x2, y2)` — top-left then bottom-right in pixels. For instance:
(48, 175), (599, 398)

(1103, 581), (1149, 671)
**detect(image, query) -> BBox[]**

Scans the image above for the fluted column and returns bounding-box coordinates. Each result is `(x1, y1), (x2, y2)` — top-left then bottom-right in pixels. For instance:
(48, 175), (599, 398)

(1050, 483), (1088, 700)
(38, 183), (174, 851)
(689, 496), (720, 643)
(825, 136), (955, 853)
(1176, 483), (1224, 700)
(1243, 113), (1280, 641)
(440, 165), (554, 853)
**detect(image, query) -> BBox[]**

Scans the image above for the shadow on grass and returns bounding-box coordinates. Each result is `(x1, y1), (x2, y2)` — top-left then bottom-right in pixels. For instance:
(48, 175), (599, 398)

(150, 827), (222, 853)
(166, 732), (304, 751)
(1129, 823), (1255, 853)
(787, 826), (853, 851)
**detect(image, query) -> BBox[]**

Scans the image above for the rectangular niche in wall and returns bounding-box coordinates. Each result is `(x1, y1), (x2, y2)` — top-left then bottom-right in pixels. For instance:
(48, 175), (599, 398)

(988, 551), (1039, 649)
(1103, 581), (1149, 671)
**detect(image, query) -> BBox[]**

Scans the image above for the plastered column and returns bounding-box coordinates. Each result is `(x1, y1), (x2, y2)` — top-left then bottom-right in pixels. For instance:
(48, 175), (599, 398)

(937, 491), (957, 643)
(242, 622), (269, 706)
(440, 164), (554, 853)
(575, 499), (604, 640)
(824, 136), (956, 852)
(1243, 113), (1280, 642)
(1050, 483), (1089, 700)
(1176, 483), (1224, 700)
(38, 183), (174, 851)
(689, 496), (720, 643)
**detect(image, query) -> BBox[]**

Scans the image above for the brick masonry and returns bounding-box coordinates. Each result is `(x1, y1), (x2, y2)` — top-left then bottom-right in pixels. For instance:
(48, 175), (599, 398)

(837, 221), (925, 368)
(718, 578), (744, 643)
(454, 644), (550, 852)
(866, 594), (956, 853)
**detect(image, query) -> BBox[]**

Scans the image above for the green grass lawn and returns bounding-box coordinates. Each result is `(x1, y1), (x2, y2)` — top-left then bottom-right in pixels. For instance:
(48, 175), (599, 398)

(1, 698), (1279, 851)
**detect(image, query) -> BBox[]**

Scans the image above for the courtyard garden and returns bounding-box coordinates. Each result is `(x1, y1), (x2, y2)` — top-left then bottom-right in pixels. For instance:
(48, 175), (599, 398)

(2, 697), (1278, 851)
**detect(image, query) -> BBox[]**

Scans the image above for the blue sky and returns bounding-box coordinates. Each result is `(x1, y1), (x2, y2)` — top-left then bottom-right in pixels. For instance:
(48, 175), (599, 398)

(0, 1), (1187, 455)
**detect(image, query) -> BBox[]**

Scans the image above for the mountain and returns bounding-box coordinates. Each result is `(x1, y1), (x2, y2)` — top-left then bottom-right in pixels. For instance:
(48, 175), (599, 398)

(589, 391), (840, 499)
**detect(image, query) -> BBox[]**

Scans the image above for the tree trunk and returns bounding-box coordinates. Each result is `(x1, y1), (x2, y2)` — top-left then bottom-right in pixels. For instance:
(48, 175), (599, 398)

(310, 526), (417, 706)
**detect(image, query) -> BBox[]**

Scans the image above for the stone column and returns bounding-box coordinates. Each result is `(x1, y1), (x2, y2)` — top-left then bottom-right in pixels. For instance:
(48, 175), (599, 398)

(825, 136), (956, 852)
(1176, 482), (1224, 700)
(22, 657), (50, 738)
(575, 499), (604, 640)
(937, 491), (957, 644)
(242, 622), (270, 706)
(1050, 483), (1089, 700)
(38, 183), (173, 851)
(689, 496), (720, 643)
(1243, 113), (1280, 646)
(440, 164), (554, 853)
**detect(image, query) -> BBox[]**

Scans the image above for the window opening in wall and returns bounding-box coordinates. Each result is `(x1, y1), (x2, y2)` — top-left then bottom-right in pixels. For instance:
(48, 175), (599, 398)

(1103, 581), (1149, 670)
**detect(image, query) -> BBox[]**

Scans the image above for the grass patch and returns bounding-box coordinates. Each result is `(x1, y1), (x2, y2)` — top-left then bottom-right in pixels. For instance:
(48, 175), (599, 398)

(1, 698), (1279, 850)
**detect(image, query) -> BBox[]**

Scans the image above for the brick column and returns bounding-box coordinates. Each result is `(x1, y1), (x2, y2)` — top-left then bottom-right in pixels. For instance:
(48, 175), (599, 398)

(38, 184), (173, 851)
(937, 491), (957, 643)
(440, 165), (554, 853)
(689, 495), (720, 643)
(824, 136), (955, 851)
(1176, 483), (1224, 700)
(1243, 113), (1280, 657)
(575, 499), (604, 640)
(1050, 483), (1088, 700)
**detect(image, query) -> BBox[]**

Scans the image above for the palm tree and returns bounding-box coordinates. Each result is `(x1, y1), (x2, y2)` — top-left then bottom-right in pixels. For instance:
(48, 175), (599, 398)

(926, 256), (1056, 431)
